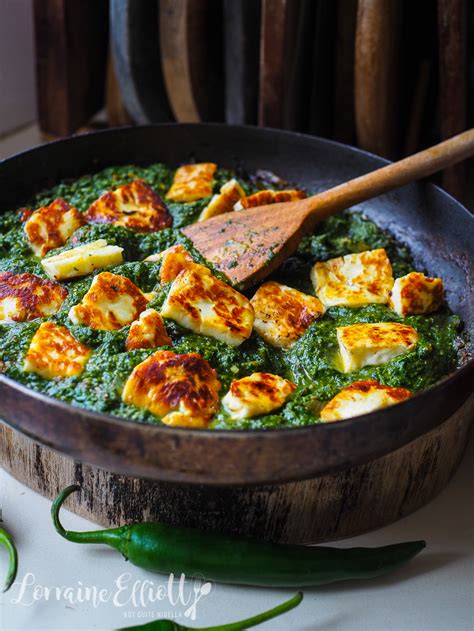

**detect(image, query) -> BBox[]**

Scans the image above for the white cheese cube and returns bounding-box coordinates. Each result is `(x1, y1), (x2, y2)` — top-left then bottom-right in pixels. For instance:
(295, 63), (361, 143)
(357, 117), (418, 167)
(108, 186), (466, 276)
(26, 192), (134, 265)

(336, 322), (418, 372)
(69, 271), (149, 331)
(161, 265), (254, 346)
(122, 350), (221, 427)
(388, 272), (444, 317)
(41, 240), (123, 280)
(311, 248), (394, 308)
(222, 372), (296, 420)
(23, 322), (91, 379)
(251, 281), (325, 349)
(320, 379), (412, 422)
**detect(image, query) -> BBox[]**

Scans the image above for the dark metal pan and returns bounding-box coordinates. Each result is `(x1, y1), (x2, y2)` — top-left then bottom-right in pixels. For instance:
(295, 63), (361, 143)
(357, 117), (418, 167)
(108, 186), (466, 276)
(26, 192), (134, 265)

(0, 124), (472, 485)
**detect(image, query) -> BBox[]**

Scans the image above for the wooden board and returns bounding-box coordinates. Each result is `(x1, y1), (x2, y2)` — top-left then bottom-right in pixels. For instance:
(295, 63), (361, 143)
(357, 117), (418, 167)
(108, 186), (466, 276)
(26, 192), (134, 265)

(308, 0), (337, 136)
(258, 0), (301, 128)
(1, 395), (472, 544)
(437, 0), (467, 201)
(354, 0), (402, 158)
(333, 0), (357, 144)
(105, 45), (133, 127)
(223, 0), (261, 125)
(159, 0), (224, 122)
(34, 0), (109, 136)
(110, 0), (173, 124)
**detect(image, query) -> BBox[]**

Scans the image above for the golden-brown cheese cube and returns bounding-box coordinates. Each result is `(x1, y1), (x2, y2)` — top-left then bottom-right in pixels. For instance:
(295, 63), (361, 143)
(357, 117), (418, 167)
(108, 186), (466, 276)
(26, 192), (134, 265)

(41, 239), (124, 281)
(251, 281), (325, 349)
(144, 244), (196, 283)
(198, 179), (246, 221)
(23, 322), (91, 379)
(165, 163), (217, 202)
(320, 379), (412, 422)
(311, 248), (394, 308)
(0, 272), (68, 322)
(234, 189), (306, 210)
(84, 180), (172, 233)
(161, 266), (254, 346)
(222, 372), (296, 420)
(122, 350), (221, 427)
(388, 272), (444, 317)
(125, 309), (171, 351)
(69, 272), (149, 330)
(336, 322), (418, 373)
(24, 198), (84, 257)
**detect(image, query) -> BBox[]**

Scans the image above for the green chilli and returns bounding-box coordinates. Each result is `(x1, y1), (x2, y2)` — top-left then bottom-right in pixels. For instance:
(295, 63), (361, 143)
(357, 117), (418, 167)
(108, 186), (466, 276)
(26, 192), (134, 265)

(52, 486), (425, 588)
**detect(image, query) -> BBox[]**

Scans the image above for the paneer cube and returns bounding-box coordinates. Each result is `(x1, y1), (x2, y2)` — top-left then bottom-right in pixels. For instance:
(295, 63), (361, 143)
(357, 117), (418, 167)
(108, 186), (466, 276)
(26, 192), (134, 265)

(251, 281), (325, 349)
(69, 271), (149, 330)
(125, 309), (171, 351)
(122, 350), (221, 427)
(320, 379), (412, 422)
(145, 244), (196, 283)
(234, 189), (306, 210)
(389, 272), (444, 317)
(336, 322), (418, 373)
(0, 272), (68, 322)
(222, 372), (296, 420)
(198, 179), (245, 221)
(23, 322), (91, 379)
(24, 198), (84, 257)
(166, 163), (217, 202)
(84, 180), (172, 233)
(41, 239), (123, 281)
(161, 266), (254, 346)
(311, 248), (394, 308)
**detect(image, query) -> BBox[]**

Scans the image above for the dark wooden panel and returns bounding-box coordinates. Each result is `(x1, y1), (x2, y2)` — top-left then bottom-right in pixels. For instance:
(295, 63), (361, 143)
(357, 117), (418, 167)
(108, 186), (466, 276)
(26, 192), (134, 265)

(333, 0), (357, 144)
(223, 0), (261, 125)
(438, 0), (467, 200)
(110, 0), (173, 124)
(160, 0), (224, 122)
(355, 0), (402, 158)
(34, 0), (109, 136)
(258, 0), (301, 128)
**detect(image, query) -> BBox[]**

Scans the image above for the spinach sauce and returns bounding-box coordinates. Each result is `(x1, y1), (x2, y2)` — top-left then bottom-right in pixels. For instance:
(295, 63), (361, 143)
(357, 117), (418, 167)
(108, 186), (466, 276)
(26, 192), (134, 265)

(0, 164), (462, 429)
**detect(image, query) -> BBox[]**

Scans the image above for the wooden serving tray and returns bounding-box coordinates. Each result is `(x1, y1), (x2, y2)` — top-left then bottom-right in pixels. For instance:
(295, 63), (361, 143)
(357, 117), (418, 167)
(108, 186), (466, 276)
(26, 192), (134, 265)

(2, 395), (472, 544)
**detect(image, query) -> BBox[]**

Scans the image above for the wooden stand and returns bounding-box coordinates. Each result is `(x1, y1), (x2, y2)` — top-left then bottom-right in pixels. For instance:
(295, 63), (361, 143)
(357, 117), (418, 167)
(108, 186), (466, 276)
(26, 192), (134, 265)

(1, 395), (472, 544)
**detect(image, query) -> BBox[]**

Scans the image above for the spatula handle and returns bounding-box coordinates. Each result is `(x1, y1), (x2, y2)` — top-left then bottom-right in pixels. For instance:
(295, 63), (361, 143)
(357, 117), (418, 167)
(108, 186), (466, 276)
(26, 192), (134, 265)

(305, 128), (474, 227)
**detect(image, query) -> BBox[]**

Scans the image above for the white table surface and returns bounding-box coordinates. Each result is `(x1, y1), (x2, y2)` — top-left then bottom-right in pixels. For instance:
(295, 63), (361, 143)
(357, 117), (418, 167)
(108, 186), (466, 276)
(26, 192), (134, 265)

(0, 431), (472, 631)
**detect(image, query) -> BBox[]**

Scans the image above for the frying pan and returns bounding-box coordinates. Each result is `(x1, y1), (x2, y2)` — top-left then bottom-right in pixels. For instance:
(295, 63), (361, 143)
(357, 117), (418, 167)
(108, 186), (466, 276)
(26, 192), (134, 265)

(0, 124), (472, 486)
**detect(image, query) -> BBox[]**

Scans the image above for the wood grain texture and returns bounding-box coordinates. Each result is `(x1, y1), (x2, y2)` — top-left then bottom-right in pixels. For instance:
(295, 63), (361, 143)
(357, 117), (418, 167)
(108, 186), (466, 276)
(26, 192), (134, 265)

(223, 0), (261, 125)
(110, 0), (173, 124)
(1, 396), (472, 544)
(34, 0), (109, 136)
(159, 0), (224, 122)
(333, 0), (357, 144)
(258, 0), (301, 128)
(437, 0), (467, 200)
(354, 0), (401, 158)
(105, 45), (133, 127)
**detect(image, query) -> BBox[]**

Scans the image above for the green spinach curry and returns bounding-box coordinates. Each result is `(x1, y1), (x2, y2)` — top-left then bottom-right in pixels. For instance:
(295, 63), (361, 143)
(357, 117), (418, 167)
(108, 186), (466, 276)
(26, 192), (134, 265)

(0, 163), (462, 429)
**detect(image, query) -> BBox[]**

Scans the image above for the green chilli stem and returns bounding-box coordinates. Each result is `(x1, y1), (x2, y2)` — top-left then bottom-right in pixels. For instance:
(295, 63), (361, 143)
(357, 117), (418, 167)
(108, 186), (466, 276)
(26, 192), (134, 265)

(51, 485), (130, 554)
(0, 527), (18, 593)
(117, 592), (303, 630)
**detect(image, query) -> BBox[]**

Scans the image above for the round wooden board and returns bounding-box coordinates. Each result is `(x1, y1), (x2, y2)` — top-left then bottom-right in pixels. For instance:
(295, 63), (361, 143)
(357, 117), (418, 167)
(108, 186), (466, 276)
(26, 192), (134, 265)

(1, 395), (472, 544)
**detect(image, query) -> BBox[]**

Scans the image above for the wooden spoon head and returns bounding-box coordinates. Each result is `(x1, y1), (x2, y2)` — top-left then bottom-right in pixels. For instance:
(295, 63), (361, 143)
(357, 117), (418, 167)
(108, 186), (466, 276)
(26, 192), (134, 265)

(181, 201), (310, 288)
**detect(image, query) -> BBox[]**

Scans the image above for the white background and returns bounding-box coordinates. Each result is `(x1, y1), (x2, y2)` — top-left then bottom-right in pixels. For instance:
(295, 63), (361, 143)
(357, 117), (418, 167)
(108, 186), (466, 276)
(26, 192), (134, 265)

(1, 431), (473, 631)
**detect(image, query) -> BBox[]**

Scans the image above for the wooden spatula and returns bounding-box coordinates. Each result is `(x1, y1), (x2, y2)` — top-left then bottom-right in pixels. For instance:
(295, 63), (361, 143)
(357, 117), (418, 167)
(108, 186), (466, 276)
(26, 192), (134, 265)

(182, 129), (474, 289)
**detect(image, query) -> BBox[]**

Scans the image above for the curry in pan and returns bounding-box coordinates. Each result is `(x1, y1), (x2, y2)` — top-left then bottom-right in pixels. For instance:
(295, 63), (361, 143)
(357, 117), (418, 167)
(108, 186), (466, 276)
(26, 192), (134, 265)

(0, 163), (463, 429)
